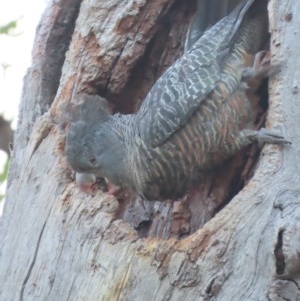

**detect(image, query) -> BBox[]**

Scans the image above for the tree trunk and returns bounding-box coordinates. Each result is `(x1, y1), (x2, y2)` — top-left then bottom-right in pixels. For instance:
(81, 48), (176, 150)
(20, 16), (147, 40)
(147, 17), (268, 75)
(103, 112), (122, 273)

(0, 0), (299, 300)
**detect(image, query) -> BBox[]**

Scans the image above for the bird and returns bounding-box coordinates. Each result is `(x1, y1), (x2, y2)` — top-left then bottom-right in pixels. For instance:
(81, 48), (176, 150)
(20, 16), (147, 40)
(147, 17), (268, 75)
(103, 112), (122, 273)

(65, 0), (289, 201)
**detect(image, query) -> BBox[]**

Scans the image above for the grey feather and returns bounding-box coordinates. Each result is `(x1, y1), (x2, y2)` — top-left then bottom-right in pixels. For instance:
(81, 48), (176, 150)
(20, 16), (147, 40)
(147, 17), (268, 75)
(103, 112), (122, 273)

(137, 0), (256, 147)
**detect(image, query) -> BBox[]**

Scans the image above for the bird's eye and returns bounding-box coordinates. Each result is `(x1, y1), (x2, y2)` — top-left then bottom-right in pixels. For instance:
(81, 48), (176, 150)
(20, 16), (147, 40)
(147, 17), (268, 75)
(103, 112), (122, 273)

(89, 155), (97, 165)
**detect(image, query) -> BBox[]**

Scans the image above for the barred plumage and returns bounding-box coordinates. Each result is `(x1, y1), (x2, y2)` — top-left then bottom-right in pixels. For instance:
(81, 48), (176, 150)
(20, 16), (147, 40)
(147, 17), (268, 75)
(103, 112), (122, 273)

(66, 0), (288, 200)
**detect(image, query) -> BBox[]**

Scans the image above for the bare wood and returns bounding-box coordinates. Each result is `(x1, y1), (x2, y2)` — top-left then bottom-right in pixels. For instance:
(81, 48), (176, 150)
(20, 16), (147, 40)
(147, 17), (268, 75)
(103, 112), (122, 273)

(0, 0), (299, 300)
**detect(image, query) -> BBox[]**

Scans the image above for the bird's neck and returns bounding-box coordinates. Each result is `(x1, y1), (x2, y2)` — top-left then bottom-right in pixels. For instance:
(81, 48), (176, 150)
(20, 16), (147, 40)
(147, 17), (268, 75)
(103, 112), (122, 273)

(104, 115), (136, 190)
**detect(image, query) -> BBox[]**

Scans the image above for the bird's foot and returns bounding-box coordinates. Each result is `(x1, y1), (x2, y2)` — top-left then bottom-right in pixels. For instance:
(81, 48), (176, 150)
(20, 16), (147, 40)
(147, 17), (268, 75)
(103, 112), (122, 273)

(242, 51), (280, 80)
(104, 178), (121, 195)
(245, 128), (291, 145)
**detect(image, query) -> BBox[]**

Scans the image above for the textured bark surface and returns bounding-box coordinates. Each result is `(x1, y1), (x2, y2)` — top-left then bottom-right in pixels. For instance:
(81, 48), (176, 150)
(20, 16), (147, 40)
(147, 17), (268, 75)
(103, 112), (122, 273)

(0, 0), (299, 300)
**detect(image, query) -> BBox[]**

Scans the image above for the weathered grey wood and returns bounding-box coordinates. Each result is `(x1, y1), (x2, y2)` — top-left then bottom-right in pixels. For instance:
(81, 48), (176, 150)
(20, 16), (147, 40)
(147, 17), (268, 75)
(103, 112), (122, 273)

(0, 0), (299, 301)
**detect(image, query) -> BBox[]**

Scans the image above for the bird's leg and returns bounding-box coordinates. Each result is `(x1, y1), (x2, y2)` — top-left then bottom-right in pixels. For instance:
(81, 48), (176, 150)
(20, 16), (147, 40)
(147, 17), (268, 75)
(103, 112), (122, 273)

(239, 128), (291, 146)
(253, 50), (270, 69)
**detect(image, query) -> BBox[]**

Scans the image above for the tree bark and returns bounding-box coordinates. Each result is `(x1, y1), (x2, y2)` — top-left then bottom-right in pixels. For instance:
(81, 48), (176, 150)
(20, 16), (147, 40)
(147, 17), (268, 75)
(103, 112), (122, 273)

(0, 0), (299, 300)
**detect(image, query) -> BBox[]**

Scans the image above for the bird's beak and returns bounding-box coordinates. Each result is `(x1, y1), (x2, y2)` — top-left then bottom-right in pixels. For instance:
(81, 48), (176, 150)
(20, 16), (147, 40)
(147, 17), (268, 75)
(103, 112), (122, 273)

(75, 172), (97, 194)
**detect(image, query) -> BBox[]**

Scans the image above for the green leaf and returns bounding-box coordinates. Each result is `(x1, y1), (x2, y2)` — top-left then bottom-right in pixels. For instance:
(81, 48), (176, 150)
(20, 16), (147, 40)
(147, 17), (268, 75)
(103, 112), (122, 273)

(0, 20), (18, 35)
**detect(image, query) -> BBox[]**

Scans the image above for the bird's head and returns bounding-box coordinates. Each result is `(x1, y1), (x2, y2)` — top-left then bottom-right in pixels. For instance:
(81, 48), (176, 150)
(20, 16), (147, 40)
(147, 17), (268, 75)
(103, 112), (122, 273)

(65, 94), (128, 192)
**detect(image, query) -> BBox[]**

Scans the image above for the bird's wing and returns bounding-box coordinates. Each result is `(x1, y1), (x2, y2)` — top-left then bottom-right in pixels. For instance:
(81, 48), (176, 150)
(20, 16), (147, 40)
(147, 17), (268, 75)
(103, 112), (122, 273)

(137, 0), (256, 147)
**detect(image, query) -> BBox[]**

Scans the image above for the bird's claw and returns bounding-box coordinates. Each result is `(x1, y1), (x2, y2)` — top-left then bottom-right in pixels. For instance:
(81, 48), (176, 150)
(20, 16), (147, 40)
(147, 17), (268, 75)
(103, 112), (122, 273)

(252, 128), (291, 145)
(242, 51), (280, 80)
(104, 178), (121, 195)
